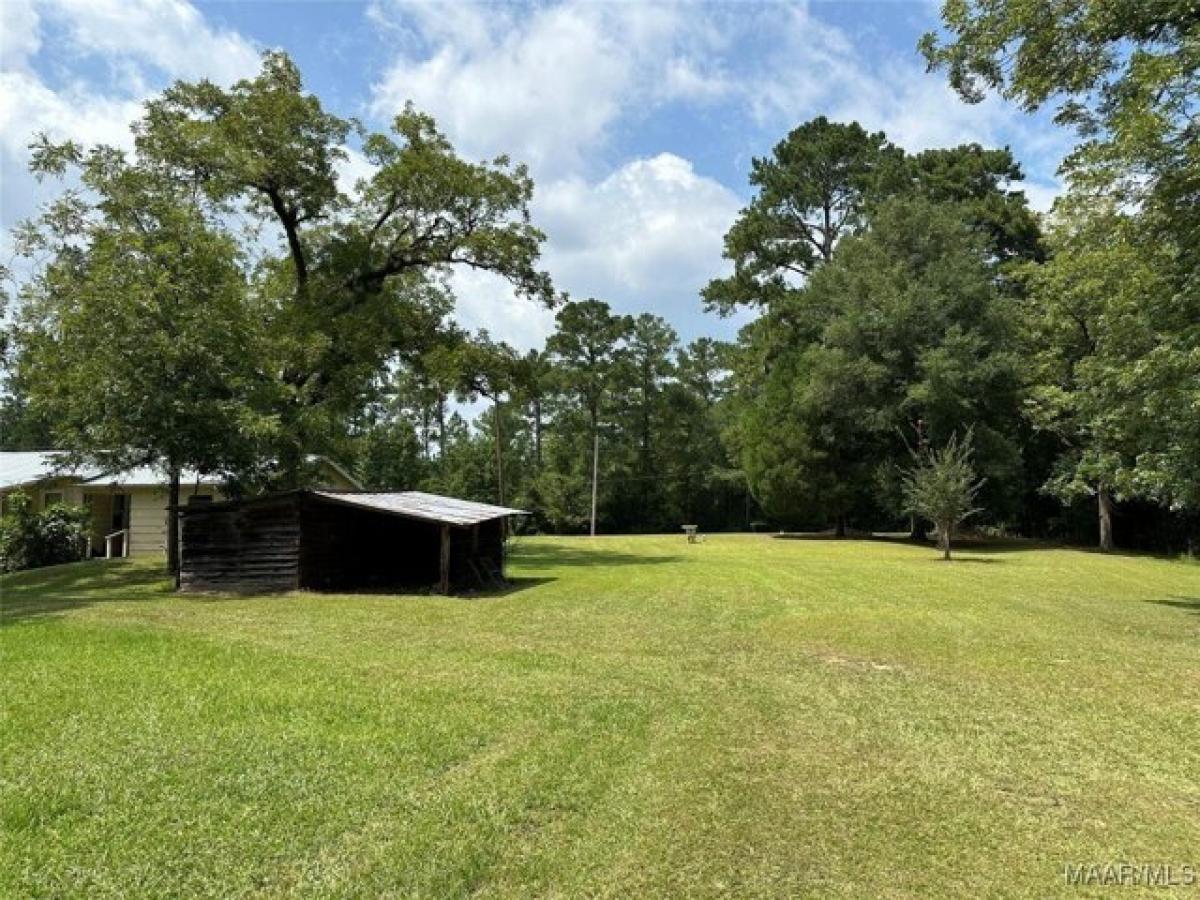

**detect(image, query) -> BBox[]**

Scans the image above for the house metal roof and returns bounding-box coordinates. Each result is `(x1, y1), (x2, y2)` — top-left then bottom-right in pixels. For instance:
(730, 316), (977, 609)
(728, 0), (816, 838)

(0, 452), (360, 491)
(0, 452), (214, 490)
(0, 452), (101, 490)
(312, 490), (527, 526)
(81, 465), (214, 488)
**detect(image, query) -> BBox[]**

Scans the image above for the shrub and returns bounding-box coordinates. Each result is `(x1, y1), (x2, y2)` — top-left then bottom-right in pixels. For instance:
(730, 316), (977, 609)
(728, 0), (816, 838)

(0, 490), (91, 573)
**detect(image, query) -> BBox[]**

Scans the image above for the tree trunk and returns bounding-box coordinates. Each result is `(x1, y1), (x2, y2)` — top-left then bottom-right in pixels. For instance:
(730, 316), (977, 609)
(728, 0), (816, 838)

(278, 442), (304, 489)
(1098, 485), (1114, 552)
(167, 465), (181, 582)
(436, 394), (447, 459)
(940, 524), (951, 561)
(532, 398), (542, 468)
(590, 429), (600, 537)
(493, 398), (505, 507)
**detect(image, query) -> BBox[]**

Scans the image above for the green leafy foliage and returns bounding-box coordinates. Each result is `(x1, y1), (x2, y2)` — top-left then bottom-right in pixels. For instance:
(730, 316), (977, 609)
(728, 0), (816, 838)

(903, 430), (986, 559)
(0, 491), (90, 573)
(922, 0), (1200, 297)
(725, 196), (1024, 532)
(1020, 194), (1200, 527)
(702, 117), (901, 316)
(11, 50), (557, 495)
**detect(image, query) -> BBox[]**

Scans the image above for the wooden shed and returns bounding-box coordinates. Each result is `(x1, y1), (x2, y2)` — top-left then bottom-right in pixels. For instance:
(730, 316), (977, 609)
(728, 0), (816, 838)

(177, 490), (527, 594)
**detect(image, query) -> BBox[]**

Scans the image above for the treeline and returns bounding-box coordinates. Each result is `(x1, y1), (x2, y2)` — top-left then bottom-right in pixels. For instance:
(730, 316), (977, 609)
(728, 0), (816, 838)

(351, 310), (751, 533)
(700, 112), (1197, 551)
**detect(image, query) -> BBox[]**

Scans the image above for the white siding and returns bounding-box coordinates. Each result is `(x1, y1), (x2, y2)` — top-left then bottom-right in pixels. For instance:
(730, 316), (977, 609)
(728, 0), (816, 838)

(128, 485), (224, 557)
(128, 488), (169, 557)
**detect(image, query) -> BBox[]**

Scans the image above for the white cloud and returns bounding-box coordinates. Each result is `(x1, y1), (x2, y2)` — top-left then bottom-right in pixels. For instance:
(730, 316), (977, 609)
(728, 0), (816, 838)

(1, 0), (263, 248)
(661, 58), (733, 104)
(0, 0), (41, 70)
(449, 268), (557, 351)
(441, 153), (741, 348)
(334, 146), (377, 199)
(727, 4), (1072, 196)
(540, 154), (739, 334)
(369, 0), (723, 179)
(827, 60), (1046, 157)
(0, 72), (141, 158)
(744, 5), (860, 125)
(1019, 180), (1062, 214)
(39, 0), (260, 84)
(0, 71), (145, 228)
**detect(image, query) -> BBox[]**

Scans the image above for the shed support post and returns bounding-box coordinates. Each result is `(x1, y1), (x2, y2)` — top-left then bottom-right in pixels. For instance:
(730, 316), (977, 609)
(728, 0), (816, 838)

(440, 524), (451, 594)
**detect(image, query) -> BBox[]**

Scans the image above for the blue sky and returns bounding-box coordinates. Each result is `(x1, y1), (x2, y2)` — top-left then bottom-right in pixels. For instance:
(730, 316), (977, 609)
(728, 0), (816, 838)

(1, 0), (1071, 349)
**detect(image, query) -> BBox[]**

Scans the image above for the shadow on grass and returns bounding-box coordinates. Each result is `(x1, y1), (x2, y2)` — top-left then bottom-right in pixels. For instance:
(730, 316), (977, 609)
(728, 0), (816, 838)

(1, 559), (174, 625)
(772, 532), (1030, 556)
(307, 576), (560, 600)
(508, 543), (683, 571)
(472, 576), (557, 598)
(1148, 596), (1200, 614)
(768, 532), (1193, 561)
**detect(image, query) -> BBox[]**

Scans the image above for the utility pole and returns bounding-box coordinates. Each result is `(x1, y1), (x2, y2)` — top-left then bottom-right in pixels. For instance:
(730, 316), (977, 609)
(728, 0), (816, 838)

(493, 398), (505, 507)
(590, 430), (599, 537)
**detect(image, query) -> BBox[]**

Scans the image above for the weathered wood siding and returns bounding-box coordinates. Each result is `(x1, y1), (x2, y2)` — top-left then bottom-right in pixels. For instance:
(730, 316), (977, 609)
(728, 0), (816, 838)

(180, 491), (511, 594)
(179, 496), (302, 593)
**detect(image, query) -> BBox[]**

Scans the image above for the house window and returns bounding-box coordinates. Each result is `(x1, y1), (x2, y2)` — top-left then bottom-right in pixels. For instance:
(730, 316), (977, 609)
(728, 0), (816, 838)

(43, 490), (65, 508)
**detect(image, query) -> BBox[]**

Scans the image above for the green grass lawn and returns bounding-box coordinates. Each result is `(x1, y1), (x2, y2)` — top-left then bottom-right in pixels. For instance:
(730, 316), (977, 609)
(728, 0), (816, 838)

(2, 535), (1199, 897)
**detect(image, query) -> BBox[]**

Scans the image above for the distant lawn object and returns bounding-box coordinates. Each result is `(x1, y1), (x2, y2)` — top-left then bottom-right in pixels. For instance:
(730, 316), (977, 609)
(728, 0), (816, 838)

(681, 524), (700, 543)
(178, 490), (526, 594)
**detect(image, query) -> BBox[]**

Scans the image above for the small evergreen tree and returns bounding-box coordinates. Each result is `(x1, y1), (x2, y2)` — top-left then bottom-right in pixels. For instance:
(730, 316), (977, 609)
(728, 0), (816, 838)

(903, 430), (985, 560)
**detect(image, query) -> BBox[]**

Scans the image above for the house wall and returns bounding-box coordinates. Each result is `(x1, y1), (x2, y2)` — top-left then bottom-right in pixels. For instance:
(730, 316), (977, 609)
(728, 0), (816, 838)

(0, 481), (83, 518)
(128, 488), (169, 557)
(319, 467), (360, 491)
(2, 459), (354, 559)
(0, 479), (85, 512)
(127, 485), (224, 557)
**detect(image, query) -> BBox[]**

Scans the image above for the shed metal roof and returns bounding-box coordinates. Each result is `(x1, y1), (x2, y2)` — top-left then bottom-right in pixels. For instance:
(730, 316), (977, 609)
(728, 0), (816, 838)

(312, 490), (527, 526)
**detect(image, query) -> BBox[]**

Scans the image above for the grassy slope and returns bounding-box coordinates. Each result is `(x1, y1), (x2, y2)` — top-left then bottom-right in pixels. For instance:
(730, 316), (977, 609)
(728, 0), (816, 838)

(1, 536), (1198, 898)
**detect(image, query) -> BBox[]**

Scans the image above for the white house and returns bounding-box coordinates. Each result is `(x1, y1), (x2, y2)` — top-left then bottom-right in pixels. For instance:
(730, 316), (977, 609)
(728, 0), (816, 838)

(0, 452), (361, 558)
